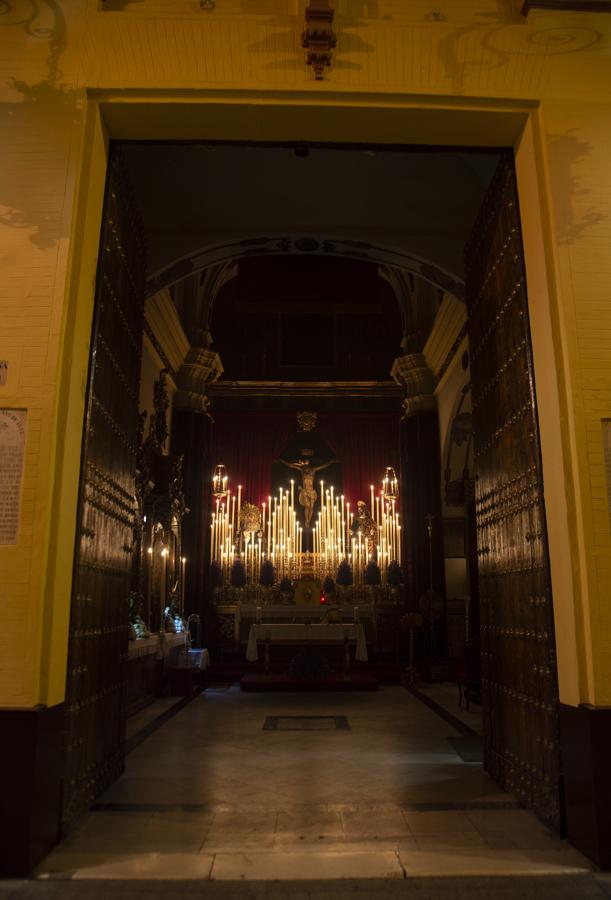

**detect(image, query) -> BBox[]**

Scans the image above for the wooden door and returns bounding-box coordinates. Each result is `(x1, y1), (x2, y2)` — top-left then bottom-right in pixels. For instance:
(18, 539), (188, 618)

(465, 154), (561, 830)
(63, 147), (146, 827)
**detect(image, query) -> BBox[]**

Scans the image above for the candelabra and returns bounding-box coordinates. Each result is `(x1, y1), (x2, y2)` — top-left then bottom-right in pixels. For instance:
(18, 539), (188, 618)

(209, 475), (402, 590)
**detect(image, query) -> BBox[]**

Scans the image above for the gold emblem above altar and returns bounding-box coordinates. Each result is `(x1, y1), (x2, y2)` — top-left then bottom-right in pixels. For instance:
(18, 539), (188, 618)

(297, 410), (317, 432)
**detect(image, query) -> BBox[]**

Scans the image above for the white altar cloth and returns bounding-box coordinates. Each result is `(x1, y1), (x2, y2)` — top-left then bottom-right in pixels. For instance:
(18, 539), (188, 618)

(246, 623), (368, 662)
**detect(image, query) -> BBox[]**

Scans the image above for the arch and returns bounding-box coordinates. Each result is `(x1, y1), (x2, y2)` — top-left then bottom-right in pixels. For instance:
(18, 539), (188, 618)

(145, 234), (465, 301)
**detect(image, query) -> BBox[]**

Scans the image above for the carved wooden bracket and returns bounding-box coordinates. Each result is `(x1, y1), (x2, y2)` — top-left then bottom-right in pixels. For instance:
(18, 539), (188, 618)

(302, 0), (337, 81)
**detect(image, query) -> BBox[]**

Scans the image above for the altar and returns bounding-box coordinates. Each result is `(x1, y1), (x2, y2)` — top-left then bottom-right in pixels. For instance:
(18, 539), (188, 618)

(246, 622), (368, 662)
(246, 622), (368, 672)
(211, 595), (403, 659)
(208, 412), (404, 661)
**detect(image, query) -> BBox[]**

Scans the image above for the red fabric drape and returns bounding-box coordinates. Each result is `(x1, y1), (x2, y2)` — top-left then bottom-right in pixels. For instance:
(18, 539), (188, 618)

(211, 411), (401, 509)
(210, 413), (295, 506)
(316, 413), (400, 504)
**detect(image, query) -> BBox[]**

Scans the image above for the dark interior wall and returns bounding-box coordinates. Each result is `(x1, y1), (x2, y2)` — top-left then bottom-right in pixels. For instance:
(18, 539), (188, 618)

(211, 256), (402, 381)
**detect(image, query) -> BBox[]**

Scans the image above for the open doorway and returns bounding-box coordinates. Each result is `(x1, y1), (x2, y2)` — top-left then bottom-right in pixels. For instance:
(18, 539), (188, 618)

(58, 140), (563, 860)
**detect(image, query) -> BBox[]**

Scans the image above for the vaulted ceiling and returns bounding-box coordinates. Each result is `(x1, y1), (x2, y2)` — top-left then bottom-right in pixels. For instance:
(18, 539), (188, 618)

(123, 142), (500, 296)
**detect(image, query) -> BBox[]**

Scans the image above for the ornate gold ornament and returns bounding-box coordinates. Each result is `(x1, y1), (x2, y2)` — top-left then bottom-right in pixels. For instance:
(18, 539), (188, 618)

(239, 502), (262, 534)
(297, 410), (318, 432)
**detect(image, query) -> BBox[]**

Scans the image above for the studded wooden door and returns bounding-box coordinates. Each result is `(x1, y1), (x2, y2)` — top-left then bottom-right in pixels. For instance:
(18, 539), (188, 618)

(465, 154), (561, 830)
(63, 147), (146, 827)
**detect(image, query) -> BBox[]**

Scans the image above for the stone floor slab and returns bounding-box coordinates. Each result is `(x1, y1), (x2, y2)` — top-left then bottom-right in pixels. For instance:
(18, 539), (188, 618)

(210, 850), (405, 881)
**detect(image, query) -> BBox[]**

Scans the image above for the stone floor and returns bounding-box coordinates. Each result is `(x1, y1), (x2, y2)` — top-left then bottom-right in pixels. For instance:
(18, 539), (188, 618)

(4, 685), (609, 898)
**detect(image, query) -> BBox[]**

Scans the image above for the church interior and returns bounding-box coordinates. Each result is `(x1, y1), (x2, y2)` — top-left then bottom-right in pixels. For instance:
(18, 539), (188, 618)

(3, 2), (611, 894)
(117, 142), (496, 696)
(13, 140), (592, 887)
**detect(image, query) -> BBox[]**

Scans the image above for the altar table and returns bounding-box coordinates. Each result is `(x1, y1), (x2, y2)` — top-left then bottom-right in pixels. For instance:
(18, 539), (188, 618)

(246, 623), (368, 669)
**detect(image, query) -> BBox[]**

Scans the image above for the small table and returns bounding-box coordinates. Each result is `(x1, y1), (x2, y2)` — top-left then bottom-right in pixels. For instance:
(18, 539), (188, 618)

(177, 648), (210, 670)
(246, 623), (368, 673)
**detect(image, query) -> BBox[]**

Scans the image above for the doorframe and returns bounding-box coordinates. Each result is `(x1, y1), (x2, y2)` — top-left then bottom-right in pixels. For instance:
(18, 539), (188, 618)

(44, 89), (587, 713)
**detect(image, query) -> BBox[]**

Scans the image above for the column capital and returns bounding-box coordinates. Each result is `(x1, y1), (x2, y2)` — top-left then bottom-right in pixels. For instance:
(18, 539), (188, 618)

(175, 348), (223, 417)
(390, 353), (436, 418)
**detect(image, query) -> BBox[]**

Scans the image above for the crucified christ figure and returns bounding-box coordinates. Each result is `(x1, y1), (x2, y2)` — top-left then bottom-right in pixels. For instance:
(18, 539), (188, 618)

(278, 457), (337, 528)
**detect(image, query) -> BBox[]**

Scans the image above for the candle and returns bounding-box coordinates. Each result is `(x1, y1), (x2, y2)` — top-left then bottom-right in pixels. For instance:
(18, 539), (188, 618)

(268, 496), (272, 557)
(160, 546), (168, 627)
(147, 546), (152, 627)
(181, 556), (186, 612)
(370, 484), (375, 520)
(237, 485), (242, 525)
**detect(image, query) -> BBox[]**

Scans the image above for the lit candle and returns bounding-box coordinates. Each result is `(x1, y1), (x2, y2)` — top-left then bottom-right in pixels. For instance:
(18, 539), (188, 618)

(291, 479), (295, 510)
(181, 556), (186, 612)
(370, 484), (375, 519)
(237, 485), (242, 525)
(147, 546), (153, 626)
(268, 496), (272, 556)
(160, 546), (168, 625)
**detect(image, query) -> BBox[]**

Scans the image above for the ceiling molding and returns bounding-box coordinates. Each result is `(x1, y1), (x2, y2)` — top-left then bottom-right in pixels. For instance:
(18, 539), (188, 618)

(208, 380), (403, 399)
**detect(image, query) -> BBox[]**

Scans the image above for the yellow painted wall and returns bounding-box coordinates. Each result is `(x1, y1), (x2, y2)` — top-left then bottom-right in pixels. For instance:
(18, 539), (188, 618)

(1, 1), (611, 707)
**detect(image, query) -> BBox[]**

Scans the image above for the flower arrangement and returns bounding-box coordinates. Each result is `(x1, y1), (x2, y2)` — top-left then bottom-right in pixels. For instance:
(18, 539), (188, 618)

(387, 560), (403, 587)
(259, 559), (276, 587)
(230, 558), (247, 588)
(279, 576), (293, 594)
(323, 575), (335, 595)
(336, 559), (353, 586)
(364, 560), (382, 586)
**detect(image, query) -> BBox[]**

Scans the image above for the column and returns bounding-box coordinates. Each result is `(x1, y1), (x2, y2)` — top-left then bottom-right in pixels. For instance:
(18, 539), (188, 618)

(392, 353), (447, 661)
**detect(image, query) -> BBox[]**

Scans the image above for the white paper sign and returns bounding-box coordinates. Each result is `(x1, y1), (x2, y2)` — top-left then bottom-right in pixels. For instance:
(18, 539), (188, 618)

(0, 409), (27, 545)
